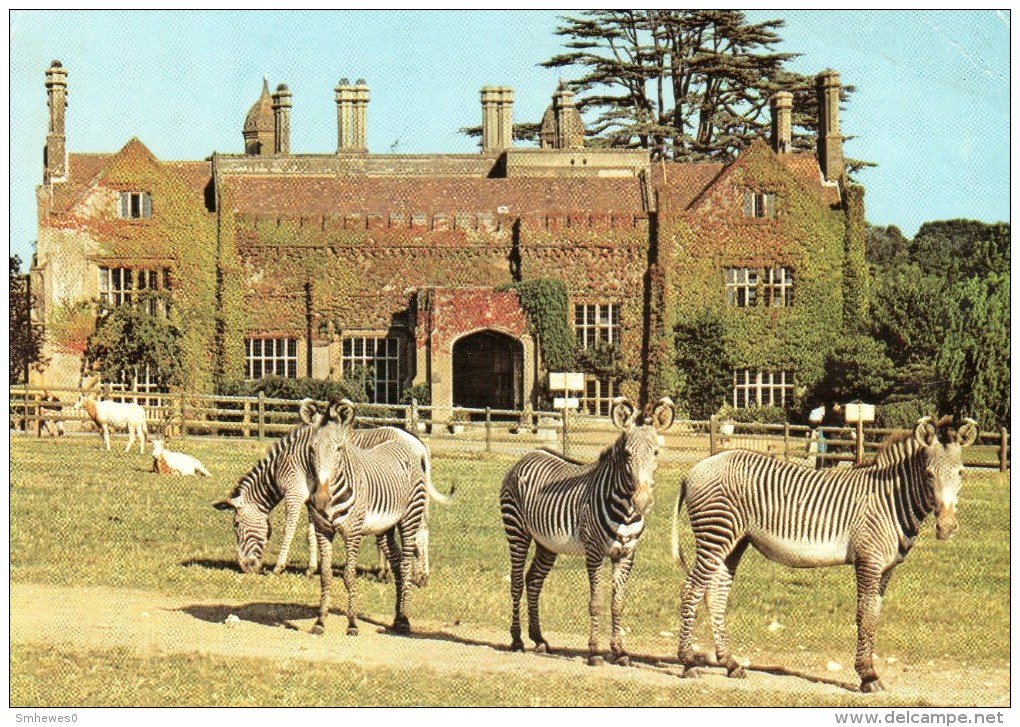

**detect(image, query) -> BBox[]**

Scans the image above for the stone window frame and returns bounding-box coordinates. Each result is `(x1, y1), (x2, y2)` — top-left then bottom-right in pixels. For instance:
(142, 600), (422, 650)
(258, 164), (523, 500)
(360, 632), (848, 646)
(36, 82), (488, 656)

(246, 337), (298, 380)
(341, 334), (404, 405)
(725, 266), (794, 308)
(743, 190), (777, 219)
(581, 375), (619, 418)
(118, 191), (153, 219)
(103, 364), (165, 408)
(98, 265), (171, 316)
(574, 301), (621, 349)
(733, 368), (794, 408)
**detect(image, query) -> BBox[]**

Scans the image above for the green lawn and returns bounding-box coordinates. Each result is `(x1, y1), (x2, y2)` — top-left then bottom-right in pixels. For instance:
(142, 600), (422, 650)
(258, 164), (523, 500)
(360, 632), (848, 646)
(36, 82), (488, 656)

(9, 435), (1011, 704)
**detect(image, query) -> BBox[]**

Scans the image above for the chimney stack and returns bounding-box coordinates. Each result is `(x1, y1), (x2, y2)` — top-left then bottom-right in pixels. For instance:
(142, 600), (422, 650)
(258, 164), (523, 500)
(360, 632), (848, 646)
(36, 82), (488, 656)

(816, 70), (844, 182)
(335, 77), (369, 153)
(272, 84), (292, 155)
(44, 60), (68, 182)
(480, 86), (514, 153)
(770, 91), (793, 154)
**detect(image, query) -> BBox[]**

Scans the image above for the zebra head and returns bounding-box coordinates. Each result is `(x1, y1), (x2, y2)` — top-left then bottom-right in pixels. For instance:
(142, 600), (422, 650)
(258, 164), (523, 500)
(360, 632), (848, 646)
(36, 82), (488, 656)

(610, 397), (675, 514)
(301, 397), (357, 511)
(212, 494), (272, 574)
(913, 416), (978, 540)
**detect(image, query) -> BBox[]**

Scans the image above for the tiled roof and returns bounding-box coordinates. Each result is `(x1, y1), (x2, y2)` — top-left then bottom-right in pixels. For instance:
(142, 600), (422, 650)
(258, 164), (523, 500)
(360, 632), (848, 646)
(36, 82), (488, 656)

(778, 153), (842, 207)
(163, 160), (213, 201)
(219, 175), (647, 216)
(46, 153), (112, 213)
(651, 161), (726, 211)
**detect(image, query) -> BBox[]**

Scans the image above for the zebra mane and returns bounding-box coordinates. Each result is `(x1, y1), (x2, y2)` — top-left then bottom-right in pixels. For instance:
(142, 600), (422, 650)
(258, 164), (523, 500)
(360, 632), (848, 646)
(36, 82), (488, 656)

(228, 423), (310, 500)
(537, 446), (587, 467)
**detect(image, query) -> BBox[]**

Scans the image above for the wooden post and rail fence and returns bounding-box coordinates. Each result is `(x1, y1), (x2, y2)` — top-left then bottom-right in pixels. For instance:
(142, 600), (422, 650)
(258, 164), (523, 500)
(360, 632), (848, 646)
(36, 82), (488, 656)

(8, 385), (1011, 472)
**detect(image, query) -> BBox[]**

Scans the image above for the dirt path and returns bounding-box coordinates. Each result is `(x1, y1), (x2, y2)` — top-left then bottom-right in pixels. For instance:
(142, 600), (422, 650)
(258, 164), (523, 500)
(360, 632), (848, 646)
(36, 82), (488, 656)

(11, 582), (1008, 707)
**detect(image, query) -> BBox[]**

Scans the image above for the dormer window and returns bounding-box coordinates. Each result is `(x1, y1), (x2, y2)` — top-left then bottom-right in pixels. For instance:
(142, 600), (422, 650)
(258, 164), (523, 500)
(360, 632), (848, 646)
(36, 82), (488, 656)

(743, 191), (776, 218)
(119, 191), (152, 219)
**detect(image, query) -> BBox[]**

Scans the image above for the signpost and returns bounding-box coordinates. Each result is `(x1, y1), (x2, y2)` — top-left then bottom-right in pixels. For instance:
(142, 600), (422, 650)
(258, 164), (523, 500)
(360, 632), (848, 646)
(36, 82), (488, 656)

(844, 401), (875, 465)
(549, 372), (584, 457)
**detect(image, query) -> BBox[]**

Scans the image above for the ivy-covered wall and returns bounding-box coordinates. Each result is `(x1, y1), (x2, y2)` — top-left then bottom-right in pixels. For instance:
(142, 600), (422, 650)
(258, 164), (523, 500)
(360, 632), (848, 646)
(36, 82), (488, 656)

(658, 140), (848, 407)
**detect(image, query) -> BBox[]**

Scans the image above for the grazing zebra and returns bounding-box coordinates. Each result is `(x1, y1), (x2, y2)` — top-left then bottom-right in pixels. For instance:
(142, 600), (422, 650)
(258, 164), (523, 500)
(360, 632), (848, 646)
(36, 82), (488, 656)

(671, 415), (978, 692)
(306, 398), (430, 637)
(500, 397), (675, 666)
(212, 399), (437, 576)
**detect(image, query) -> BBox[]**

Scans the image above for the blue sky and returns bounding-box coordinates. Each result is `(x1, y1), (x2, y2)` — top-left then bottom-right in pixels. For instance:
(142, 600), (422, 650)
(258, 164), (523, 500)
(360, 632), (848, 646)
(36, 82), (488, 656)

(8, 10), (1010, 266)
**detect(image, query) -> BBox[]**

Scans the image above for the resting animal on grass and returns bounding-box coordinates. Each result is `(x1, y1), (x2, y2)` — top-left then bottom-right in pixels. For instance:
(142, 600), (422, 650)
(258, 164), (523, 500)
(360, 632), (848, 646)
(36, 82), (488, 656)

(151, 438), (211, 476)
(73, 394), (148, 453)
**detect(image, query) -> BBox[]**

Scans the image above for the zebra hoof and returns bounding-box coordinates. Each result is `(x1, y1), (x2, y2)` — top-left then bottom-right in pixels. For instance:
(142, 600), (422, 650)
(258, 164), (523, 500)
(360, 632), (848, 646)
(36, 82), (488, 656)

(310, 623), (325, 636)
(727, 665), (747, 679)
(270, 566), (284, 575)
(588, 654), (605, 667)
(346, 626), (359, 637)
(861, 678), (885, 693)
(391, 619), (411, 635)
(510, 640), (525, 652)
(305, 568), (317, 577)
(681, 667), (701, 679)
(612, 654), (631, 667)
(534, 642), (550, 655)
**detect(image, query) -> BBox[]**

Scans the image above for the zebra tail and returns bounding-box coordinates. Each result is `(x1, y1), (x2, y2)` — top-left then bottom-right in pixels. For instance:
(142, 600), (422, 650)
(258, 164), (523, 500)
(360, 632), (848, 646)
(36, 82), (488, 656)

(671, 475), (689, 575)
(423, 457), (455, 504)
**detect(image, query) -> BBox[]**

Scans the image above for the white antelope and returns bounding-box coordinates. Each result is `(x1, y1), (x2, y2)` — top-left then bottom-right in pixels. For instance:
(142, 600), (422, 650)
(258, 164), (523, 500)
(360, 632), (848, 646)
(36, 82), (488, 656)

(73, 394), (148, 453)
(151, 438), (211, 476)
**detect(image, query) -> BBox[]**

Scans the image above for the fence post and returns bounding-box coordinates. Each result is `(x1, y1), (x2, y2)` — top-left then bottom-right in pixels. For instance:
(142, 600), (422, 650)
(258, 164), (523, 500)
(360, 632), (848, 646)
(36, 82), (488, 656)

(178, 392), (187, 438)
(243, 398), (251, 439)
(783, 421), (790, 462)
(1000, 428), (1009, 473)
(23, 384), (31, 435)
(709, 415), (717, 455)
(485, 407), (492, 453)
(257, 391), (265, 442)
(562, 407), (570, 458)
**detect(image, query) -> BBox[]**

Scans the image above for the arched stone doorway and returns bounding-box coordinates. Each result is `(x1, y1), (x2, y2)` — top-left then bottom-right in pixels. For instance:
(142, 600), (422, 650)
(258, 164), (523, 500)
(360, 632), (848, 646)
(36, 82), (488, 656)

(452, 330), (523, 411)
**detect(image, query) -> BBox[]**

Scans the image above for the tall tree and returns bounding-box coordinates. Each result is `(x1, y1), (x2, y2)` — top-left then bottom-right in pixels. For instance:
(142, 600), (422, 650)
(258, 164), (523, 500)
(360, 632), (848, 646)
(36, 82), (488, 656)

(936, 273), (1010, 429)
(542, 10), (829, 162)
(9, 255), (46, 383)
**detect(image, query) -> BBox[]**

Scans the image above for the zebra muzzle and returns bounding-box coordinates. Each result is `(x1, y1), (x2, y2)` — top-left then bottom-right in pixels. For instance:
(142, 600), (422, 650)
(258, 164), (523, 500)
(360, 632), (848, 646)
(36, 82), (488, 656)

(935, 507), (958, 540)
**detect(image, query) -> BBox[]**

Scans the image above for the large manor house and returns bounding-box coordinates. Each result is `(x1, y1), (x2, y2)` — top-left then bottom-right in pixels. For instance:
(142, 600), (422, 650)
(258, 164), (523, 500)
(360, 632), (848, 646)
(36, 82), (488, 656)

(31, 60), (864, 418)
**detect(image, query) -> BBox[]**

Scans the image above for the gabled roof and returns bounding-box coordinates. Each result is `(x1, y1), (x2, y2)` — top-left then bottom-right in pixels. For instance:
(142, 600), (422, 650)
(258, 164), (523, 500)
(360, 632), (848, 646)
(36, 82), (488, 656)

(219, 174), (647, 217)
(47, 153), (112, 213)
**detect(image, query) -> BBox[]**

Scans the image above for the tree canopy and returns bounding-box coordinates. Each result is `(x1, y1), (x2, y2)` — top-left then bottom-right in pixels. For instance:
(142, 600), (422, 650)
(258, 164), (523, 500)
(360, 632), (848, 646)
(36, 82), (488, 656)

(9, 255), (46, 383)
(83, 302), (182, 390)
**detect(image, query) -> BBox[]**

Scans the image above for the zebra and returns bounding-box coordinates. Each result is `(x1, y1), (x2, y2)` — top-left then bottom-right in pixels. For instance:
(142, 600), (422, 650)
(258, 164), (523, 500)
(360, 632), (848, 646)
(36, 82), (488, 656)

(671, 415), (978, 692)
(213, 399), (447, 577)
(500, 397), (675, 666)
(306, 398), (430, 637)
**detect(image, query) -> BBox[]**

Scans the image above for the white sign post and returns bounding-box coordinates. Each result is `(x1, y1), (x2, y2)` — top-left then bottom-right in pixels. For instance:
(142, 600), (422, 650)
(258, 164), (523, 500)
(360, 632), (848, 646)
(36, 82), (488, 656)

(844, 402), (875, 465)
(549, 372), (584, 457)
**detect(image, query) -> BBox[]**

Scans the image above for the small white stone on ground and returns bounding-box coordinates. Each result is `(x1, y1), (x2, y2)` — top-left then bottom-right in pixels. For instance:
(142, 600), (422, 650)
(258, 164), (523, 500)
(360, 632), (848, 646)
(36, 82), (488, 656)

(659, 630), (673, 637)
(826, 660), (842, 672)
(886, 656), (899, 665)
(224, 614), (241, 626)
(767, 619), (784, 633)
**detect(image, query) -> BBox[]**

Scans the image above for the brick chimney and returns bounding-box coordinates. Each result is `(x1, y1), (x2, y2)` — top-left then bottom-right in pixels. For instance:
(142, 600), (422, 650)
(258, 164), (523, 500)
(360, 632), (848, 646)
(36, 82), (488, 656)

(335, 77), (369, 153)
(272, 83), (292, 155)
(44, 60), (68, 182)
(816, 70), (844, 182)
(770, 91), (793, 154)
(480, 86), (513, 153)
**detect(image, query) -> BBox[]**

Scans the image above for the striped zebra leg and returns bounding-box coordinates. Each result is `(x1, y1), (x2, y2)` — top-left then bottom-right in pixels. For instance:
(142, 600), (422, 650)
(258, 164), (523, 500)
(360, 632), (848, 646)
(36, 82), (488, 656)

(305, 514), (318, 577)
(375, 536), (392, 582)
(608, 553), (635, 666)
(705, 565), (742, 677)
(677, 554), (721, 676)
(386, 527), (412, 634)
(502, 502), (531, 652)
(311, 530), (334, 635)
(854, 560), (887, 693)
(525, 545), (558, 654)
(341, 533), (364, 636)
(584, 551), (606, 666)
(272, 497), (303, 574)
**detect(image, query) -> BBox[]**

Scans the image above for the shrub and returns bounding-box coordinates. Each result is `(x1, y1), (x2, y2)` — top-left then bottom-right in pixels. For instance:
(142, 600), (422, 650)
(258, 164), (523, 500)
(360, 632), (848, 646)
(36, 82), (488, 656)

(717, 404), (788, 425)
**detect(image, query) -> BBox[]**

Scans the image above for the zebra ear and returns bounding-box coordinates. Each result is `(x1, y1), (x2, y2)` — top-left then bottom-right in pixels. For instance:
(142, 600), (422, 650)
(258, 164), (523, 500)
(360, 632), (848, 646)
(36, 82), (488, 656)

(913, 417), (937, 447)
(957, 418), (979, 447)
(330, 398), (357, 427)
(212, 498), (238, 511)
(299, 398), (321, 425)
(611, 397), (637, 431)
(650, 397), (676, 432)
